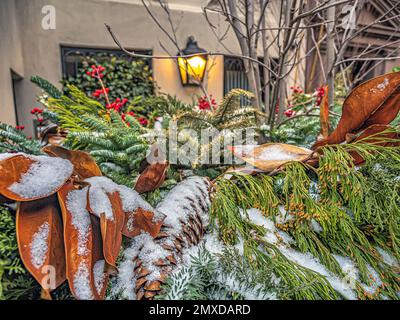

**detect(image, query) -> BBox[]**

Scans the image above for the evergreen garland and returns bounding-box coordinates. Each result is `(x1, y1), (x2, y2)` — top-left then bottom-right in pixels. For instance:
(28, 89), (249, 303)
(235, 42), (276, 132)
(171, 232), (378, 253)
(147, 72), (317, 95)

(176, 89), (263, 130)
(209, 140), (400, 300)
(158, 246), (286, 300)
(30, 76), (62, 99)
(0, 123), (42, 155)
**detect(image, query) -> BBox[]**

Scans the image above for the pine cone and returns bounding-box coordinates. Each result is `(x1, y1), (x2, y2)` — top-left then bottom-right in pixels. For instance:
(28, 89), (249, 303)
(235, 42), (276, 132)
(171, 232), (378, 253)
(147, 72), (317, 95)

(131, 176), (211, 300)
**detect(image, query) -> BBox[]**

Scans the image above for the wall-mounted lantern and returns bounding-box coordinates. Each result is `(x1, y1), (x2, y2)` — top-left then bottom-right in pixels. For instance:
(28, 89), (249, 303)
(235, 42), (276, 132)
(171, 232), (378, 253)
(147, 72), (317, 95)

(177, 36), (208, 86)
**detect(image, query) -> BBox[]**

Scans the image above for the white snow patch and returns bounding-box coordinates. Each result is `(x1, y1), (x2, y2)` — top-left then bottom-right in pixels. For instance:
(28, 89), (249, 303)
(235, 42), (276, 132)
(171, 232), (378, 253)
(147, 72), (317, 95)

(0, 152), (22, 161)
(256, 145), (310, 161)
(376, 247), (399, 267)
(311, 219), (323, 233)
(66, 187), (91, 256)
(9, 155), (73, 199)
(156, 176), (211, 236)
(377, 78), (389, 91)
(93, 260), (107, 294)
(30, 222), (50, 269)
(216, 272), (277, 300)
(85, 176), (155, 221)
(247, 208), (358, 299)
(73, 261), (94, 300)
(129, 232), (169, 281)
(110, 244), (138, 300)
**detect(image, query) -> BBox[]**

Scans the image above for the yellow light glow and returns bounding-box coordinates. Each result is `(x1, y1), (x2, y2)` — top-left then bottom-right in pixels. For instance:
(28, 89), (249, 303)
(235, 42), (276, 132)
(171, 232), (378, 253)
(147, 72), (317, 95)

(178, 55), (207, 83)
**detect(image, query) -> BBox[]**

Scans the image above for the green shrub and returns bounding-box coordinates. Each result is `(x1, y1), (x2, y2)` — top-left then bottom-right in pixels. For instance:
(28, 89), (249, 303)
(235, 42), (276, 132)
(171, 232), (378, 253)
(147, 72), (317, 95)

(62, 53), (155, 118)
(0, 205), (40, 300)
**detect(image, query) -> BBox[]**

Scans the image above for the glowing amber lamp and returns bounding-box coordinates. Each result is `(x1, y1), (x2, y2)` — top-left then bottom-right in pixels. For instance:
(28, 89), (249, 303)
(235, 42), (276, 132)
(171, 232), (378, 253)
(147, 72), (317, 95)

(177, 36), (208, 86)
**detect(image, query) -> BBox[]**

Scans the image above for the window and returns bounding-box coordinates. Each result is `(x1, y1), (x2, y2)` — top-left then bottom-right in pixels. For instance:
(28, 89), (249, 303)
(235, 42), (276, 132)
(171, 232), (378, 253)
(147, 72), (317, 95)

(224, 56), (249, 95)
(223, 56), (278, 104)
(60, 46), (152, 78)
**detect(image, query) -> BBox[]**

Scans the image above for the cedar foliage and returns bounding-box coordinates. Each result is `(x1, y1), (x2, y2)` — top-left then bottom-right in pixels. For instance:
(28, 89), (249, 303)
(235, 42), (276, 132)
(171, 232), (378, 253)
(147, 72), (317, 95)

(210, 139), (400, 300)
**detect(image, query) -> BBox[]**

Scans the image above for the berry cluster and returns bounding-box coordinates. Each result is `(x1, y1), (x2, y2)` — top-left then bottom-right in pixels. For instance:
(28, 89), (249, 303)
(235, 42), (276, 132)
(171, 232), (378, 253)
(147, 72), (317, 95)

(15, 125), (25, 130)
(197, 95), (217, 111)
(86, 65), (105, 79)
(315, 86), (325, 106)
(106, 98), (129, 112)
(30, 107), (44, 123)
(284, 109), (295, 118)
(92, 87), (110, 98)
(290, 85), (303, 94)
(30, 107), (43, 115)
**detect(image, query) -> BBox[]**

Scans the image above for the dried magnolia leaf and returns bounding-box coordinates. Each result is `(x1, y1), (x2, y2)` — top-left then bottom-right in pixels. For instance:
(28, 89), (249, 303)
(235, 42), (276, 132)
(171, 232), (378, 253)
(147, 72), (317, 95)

(122, 207), (164, 238)
(224, 166), (267, 176)
(0, 153), (73, 201)
(98, 192), (125, 267)
(58, 182), (108, 300)
(320, 86), (330, 139)
(313, 72), (400, 149)
(16, 195), (66, 297)
(350, 125), (400, 165)
(43, 145), (102, 179)
(134, 162), (169, 194)
(228, 143), (312, 172)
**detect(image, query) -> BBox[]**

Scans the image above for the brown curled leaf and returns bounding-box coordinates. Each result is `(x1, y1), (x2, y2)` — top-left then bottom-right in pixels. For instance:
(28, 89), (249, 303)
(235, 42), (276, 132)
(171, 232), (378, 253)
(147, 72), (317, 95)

(122, 207), (164, 238)
(349, 125), (400, 165)
(16, 194), (66, 297)
(313, 72), (400, 149)
(0, 153), (73, 201)
(228, 143), (312, 172)
(134, 162), (169, 194)
(43, 145), (102, 179)
(98, 192), (125, 267)
(0, 155), (35, 201)
(320, 86), (330, 139)
(58, 182), (108, 300)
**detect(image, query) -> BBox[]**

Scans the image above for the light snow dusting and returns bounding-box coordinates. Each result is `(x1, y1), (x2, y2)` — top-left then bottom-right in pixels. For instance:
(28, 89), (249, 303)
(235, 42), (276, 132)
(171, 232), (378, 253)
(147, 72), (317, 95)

(30, 222), (50, 269)
(110, 241), (138, 300)
(93, 260), (107, 294)
(377, 78), (389, 91)
(156, 176), (211, 236)
(9, 155), (73, 199)
(73, 261), (94, 300)
(254, 145), (310, 162)
(130, 232), (169, 281)
(66, 187), (91, 256)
